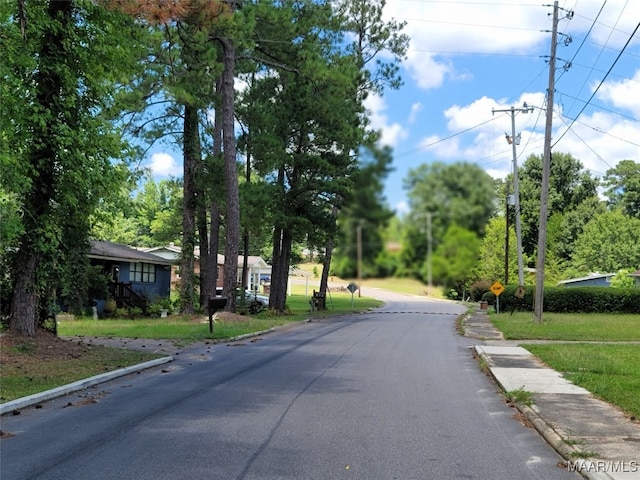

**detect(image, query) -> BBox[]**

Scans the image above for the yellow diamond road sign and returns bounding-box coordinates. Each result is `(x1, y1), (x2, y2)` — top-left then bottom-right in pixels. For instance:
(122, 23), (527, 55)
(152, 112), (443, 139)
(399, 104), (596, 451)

(490, 281), (505, 297)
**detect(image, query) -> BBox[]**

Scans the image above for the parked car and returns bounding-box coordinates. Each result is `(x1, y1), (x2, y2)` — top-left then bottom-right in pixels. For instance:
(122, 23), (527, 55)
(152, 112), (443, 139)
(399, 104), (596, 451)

(238, 291), (269, 306)
(215, 288), (269, 306)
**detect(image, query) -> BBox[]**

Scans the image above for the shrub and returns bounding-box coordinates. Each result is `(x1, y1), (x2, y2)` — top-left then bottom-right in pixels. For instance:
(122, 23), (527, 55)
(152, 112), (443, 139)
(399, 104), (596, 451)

(497, 286), (640, 314)
(445, 289), (458, 300)
(481, 291), (495, 305)
(471, 280), (491, 302)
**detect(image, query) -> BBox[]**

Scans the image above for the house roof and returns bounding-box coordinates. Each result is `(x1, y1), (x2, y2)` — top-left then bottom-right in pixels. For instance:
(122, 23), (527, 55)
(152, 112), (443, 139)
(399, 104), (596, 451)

(558, 272), (615, 285)
(89, 241), (173, 265)
(143, 245), (268, 268)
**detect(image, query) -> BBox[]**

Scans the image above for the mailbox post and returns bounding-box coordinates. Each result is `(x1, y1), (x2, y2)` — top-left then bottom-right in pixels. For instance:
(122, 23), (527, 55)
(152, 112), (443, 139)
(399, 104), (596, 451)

(208, 296), (228, 334)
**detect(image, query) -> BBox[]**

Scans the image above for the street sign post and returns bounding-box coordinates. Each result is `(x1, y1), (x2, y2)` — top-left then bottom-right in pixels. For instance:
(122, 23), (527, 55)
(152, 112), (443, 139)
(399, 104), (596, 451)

(490, 281), (505, 313)
(347, 282), (358, 308)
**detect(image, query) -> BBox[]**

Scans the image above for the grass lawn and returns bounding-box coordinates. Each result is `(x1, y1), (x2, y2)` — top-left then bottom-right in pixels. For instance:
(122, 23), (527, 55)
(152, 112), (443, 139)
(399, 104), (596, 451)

(489, 311), (640, 419)
(490, 311), (640, 341)
(0, 334), (161, 403)
(57, 292), (382, 341)
(292, 265), (441, 298)
(524, 343), (640, 419)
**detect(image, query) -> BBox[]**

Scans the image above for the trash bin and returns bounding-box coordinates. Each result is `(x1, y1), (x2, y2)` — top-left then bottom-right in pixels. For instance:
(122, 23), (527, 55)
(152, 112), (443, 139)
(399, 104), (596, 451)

(480, 300), (488, 310)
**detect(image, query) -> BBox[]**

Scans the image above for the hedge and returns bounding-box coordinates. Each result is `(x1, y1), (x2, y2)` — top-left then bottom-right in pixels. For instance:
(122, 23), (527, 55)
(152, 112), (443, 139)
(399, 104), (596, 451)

(480, 285), (640, 314)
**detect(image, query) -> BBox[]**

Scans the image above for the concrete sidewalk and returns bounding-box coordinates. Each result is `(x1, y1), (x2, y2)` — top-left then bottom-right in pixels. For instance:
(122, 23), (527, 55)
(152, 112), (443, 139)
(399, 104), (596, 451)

(466, 308), (640, 480)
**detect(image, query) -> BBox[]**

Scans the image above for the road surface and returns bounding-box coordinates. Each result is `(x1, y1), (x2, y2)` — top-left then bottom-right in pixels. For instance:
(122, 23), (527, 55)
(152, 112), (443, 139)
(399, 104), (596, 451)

(0, 289), (579, 479)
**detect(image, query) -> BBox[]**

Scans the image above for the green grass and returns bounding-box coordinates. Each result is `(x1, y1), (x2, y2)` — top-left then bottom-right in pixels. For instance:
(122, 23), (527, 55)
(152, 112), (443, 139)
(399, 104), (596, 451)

(360, 277), (443, 297)
(490, 311), (640, 341)
(289, 268), (442, 298)
(505, 388), (534, 407)
(488, 311), (640, 418)
(57, 293), (383, 342)
(1, 346), (160, 403)
(524, 343), (640, 419)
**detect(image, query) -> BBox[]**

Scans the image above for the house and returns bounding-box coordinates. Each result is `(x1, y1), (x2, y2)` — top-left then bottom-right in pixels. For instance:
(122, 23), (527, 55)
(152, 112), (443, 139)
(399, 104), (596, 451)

(142, 244), (270, 293)
(89, 240), (173, 312)
(558, 271), (640, 288)
(558, 273), (615, 287)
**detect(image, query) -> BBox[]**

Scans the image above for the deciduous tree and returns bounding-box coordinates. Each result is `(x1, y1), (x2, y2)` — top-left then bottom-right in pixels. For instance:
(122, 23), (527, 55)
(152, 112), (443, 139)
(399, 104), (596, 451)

(604, 160), (640, 219)
(2, 0), (143, 335)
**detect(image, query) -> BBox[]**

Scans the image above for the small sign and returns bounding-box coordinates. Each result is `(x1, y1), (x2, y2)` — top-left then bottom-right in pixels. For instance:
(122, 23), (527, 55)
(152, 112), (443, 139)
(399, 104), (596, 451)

(490, 281), (505, 297)
(347, 282), (358, 294)
(515, 285), (526, 299)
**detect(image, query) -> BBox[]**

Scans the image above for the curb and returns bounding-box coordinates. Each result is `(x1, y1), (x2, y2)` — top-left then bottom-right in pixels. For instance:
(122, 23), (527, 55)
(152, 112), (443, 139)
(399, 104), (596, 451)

(1, 356), (173, 416)
(516, 404), (615, 480)
(477, 351), (615, 480)
(1, 325), (288, 417)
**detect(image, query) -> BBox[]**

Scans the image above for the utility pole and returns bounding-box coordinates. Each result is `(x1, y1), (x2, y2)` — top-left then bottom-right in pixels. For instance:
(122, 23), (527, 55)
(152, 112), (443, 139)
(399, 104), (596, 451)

(534, 1), (561, 323)
(425, 212), (436, 295)
(356, 224), (362, 297)
(504, 188), (510, 285)
(492, 103), (533, 288)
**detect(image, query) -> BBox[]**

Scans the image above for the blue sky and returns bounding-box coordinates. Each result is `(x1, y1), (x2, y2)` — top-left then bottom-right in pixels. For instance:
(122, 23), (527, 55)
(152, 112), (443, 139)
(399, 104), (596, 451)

(146, 0), (640, 215)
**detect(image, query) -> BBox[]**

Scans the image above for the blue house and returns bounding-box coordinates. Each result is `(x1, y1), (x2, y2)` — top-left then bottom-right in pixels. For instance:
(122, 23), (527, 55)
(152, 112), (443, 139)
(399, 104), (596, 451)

(89, 240), (173, 313)
(558, 272), (615, 288)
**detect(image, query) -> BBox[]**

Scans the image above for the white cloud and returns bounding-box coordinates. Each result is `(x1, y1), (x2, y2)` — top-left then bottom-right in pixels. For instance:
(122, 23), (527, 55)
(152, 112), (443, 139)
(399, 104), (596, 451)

(384, 1), (547, 91)
(571, 1), (640, 48)
(394, 200), (410, 215)
(149, 152), (181, 177)
(405, 52), (454, 90)
(408, 102), (423, 124)
(365, 94), (409, 147)
(597, 70), (640, 118)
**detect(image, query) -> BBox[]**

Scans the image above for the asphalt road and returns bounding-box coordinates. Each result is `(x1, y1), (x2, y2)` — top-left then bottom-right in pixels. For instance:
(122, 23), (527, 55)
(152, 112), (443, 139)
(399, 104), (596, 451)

(0, 289), (580, 480)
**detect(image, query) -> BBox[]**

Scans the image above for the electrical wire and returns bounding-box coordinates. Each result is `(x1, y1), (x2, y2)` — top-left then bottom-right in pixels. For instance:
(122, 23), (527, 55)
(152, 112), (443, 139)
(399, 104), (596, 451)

(557, 113), (613, 169)
(552, 19), (640, 147)
(394, 116), (498, 158)
(564, 1), (626, 117)
(555, 0), (607, 87)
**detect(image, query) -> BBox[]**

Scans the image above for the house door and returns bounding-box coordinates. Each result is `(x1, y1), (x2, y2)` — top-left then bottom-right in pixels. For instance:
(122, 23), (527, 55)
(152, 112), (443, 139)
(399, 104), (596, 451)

(111, 265), (120, 283)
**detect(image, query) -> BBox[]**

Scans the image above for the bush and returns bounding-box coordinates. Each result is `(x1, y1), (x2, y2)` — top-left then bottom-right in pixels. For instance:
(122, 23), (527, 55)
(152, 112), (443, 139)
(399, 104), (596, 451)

(481, 291), (496, 305)
(496, 285), (640, 314)
(445, 289), (458, 300)
(471, 280), (491, 302)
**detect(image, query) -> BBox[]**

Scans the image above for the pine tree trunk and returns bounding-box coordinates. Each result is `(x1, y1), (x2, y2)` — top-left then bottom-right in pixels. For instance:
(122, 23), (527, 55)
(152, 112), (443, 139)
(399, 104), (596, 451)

(197, 196), (210, 310)
(319, 239), (334, 309)
(319, 205), (339, 309)
(180, 103), (199, 314)
(206, 74), (223, 309)
(220, 36), (239, 312)
(10, 254), (38, 337)
(270, 228), (292, 313)
(270, 226), (282, 310)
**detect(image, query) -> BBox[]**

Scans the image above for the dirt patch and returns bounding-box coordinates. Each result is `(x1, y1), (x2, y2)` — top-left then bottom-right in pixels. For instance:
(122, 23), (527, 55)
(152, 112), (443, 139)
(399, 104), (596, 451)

(0, 330), (95, 365)
(212, 311), (256, 323)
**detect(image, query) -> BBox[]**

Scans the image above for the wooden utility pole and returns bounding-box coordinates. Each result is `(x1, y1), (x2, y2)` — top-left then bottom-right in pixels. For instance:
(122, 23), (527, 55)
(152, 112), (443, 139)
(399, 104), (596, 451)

(492, 103), (533, 288)
(357, 224), (362, 297)
(534, 1), (559, 323)
(505, 190), (510, 285)
(426, 212), (435, 295)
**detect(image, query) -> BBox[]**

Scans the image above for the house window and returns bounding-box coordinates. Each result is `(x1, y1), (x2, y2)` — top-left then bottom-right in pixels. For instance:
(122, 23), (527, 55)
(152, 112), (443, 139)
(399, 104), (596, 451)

(130, 262), (156, 283)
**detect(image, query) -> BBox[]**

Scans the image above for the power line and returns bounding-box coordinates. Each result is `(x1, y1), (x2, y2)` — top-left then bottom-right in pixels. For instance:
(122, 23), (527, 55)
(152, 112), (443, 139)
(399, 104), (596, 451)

(552, 19), (640, 147)
(555, 0), (607, 86)
(394, 116), (498, 158)
(564, 1), (625, 116)
(557, 91), (639, 123)
(557, 113), (613, 169)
